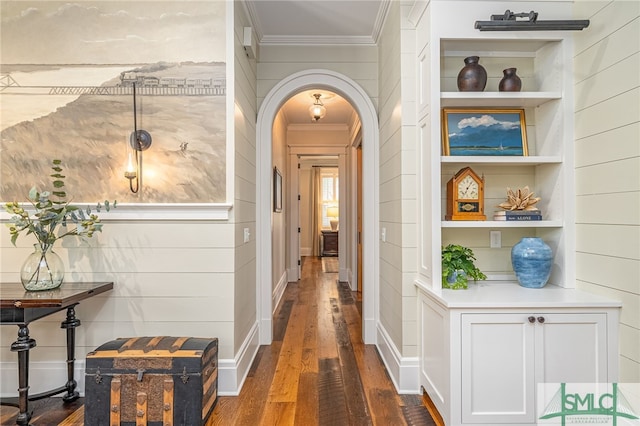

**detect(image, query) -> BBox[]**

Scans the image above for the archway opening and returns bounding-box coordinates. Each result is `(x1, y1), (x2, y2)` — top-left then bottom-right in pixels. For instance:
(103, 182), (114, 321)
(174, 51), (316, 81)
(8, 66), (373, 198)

(256, 69), (379, 345)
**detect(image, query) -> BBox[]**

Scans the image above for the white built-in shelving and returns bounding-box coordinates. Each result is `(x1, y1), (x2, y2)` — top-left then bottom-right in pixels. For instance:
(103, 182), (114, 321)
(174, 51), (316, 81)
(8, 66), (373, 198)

(413, 2), (621, 425)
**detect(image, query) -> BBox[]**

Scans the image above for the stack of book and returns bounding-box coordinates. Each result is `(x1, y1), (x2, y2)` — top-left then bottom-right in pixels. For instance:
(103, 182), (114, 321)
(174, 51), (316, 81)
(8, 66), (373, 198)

(493, 210), (543, 221)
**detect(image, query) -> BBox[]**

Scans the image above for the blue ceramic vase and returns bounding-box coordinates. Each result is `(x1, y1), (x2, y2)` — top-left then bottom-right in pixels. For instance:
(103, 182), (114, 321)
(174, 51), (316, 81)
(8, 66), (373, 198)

(511, 237), (553, 288)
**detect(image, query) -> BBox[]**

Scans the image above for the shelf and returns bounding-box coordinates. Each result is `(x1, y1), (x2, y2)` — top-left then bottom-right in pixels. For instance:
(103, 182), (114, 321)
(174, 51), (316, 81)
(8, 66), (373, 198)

(441, 156), (562, 165)
(441, 220), (562, 228)
(440, 92), (561, 108)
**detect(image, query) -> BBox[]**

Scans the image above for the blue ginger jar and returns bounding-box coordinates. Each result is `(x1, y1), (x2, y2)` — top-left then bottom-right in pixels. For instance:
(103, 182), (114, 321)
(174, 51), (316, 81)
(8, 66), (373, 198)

(511, 238), (553, 288)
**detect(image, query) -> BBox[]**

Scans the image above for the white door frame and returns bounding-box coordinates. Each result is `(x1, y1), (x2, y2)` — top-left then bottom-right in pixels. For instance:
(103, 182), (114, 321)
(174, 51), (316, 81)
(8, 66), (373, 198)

(256, 69), (379, 344)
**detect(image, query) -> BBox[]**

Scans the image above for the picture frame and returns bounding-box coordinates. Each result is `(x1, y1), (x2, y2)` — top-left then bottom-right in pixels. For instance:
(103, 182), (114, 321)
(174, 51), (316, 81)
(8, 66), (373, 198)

(442, 108), (528, 156)
(273, 166), (282, 213)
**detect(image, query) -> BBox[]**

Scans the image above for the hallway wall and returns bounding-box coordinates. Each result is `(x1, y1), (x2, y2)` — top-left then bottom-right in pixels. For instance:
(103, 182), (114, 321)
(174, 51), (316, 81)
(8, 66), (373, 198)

(573, 0), (640, 382)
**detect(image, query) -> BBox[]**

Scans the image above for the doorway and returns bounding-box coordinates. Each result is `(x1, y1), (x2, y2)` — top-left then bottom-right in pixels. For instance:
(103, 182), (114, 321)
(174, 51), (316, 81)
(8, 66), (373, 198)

(256, 69), (379, 345)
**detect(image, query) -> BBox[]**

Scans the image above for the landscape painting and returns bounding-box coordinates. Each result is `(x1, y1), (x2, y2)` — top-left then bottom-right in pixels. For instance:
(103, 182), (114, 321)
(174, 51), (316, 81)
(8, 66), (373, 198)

(442, 109), (528, 156)
(0, 1), (227, 204)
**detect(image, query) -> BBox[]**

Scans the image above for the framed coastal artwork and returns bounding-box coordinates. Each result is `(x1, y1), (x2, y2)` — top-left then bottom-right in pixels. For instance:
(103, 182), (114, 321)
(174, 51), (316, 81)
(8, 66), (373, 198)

(0, 1), (227, 206)
(442, 108), (528, 156)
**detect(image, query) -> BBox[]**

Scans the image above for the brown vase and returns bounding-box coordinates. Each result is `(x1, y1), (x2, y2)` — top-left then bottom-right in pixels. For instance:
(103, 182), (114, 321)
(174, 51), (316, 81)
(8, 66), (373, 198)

(499, 68), (522, 92)
(457, 56), (487, 92)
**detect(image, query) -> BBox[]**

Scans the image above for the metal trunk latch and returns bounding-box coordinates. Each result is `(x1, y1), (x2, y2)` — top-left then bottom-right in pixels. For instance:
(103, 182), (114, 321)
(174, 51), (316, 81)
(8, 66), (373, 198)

(137, 368), (146, 381)
(95, 367), (103, 384)
(181, 366), (189, 384)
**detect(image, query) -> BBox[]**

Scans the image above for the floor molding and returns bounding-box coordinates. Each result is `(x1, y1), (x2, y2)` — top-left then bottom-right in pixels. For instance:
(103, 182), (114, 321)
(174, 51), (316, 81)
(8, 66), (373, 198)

(376, 322), (420, 394)
(218, 321), (260, 395)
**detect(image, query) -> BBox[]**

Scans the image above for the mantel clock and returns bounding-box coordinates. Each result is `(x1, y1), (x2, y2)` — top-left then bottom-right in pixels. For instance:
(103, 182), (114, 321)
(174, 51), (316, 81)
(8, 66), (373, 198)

(446, 167), (486, 221)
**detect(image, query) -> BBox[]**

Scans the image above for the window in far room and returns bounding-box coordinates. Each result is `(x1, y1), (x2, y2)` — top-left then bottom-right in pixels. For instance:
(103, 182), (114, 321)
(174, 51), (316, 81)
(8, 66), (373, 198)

(320, 168), (339, 229)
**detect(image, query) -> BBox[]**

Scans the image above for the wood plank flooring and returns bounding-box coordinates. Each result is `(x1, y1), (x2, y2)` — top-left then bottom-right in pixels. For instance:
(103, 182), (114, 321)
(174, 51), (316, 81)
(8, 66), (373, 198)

(1, 256), (435, 425)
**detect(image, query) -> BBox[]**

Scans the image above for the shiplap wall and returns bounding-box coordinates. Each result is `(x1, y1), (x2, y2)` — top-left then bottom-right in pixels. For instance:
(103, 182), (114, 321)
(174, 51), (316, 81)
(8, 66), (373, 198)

(378, 0), (404, 358)
(232, 1), (259, 370)
(0, 2), (258, 396)
(573, 0), (640, 382)
(377, 1), (419, 360)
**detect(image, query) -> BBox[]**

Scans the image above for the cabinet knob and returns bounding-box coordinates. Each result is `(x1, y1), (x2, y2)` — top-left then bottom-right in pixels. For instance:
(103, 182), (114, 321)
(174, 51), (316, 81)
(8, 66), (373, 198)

(528, 316), (536, 323)
(537, 316), (545, 323)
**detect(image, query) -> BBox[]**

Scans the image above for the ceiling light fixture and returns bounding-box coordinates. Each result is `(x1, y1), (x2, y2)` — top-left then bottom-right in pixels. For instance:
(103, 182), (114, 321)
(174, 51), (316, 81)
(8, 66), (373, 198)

(124, 82), (152, 194)
(474, 10), (590, 31)
(309, 93), (326, 122)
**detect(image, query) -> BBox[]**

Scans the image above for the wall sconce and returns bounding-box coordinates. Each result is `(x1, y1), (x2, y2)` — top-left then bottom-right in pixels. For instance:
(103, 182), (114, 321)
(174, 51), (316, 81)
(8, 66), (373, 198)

(124, 82), (152, 193)
(309, 93), (326, 122)
(327, 206), (339, 231)
(475, 10), (590, 31)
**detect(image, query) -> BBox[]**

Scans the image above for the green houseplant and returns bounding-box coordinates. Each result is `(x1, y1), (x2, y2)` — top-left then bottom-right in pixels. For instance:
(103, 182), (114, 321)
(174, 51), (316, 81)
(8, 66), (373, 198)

(441, 244), (487, 289)
(4, 159), (115, 291)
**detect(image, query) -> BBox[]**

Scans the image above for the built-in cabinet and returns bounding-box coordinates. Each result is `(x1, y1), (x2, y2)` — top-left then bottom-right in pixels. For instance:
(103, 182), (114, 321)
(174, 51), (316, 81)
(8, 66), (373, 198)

(418, 287), (620, 426)
(412, 1), (622, 424)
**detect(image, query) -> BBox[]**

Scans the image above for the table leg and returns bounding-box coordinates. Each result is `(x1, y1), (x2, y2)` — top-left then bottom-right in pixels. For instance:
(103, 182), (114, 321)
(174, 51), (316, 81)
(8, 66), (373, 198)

(60, 304), (81, 403)
(10, 324), (36, 426)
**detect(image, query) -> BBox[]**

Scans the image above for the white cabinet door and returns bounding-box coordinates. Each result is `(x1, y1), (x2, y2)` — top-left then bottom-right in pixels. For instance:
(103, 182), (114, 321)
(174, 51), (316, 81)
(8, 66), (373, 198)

(534, 313), (609, 384)
(461, 312), (609, 424)
(461, 313), (536, 424)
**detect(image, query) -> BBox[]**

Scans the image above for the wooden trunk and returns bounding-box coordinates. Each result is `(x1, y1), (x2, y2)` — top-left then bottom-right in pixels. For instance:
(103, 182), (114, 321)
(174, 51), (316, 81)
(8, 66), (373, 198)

(84, 336), (218, 426)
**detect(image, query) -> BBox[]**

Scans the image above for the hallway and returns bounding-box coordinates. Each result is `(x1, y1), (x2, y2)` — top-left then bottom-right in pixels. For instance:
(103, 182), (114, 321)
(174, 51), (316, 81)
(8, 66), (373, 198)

(208, 256), (436, 425)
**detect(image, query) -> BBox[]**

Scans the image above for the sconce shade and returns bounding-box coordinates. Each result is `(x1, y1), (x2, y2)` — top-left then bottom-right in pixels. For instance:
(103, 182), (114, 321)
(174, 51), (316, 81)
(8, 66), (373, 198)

(309, 93), (326, 121)
(475, 10), (590, 31)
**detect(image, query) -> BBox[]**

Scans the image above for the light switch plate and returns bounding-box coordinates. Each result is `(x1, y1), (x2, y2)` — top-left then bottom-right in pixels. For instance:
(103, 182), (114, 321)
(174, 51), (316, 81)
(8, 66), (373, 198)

(490, 231), (501, 248)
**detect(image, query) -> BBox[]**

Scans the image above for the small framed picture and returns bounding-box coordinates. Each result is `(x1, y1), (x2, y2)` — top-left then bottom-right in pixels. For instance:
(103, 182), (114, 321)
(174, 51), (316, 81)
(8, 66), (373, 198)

(442, 108), (528, 156)
(273, 166), (282, 213)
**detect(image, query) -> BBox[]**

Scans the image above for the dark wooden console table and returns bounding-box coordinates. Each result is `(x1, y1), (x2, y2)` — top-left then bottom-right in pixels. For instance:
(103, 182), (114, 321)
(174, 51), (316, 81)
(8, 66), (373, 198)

(0, 281), (113, 426)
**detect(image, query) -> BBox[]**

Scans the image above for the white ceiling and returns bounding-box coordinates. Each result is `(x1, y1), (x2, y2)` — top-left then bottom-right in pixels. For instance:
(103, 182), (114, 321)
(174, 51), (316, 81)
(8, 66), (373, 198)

(243, 0), (389, 125)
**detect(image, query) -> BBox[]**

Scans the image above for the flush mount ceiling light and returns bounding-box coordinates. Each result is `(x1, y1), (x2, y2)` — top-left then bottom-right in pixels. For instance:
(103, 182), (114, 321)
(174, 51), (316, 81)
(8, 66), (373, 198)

(475, 10), (590, 31)
(124, 82), (152, 193)
(309, 93), (326, 122)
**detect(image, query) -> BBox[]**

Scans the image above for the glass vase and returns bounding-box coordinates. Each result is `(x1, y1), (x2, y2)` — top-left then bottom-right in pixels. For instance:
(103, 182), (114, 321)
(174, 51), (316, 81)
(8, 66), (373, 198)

(20, 244), (65, 291)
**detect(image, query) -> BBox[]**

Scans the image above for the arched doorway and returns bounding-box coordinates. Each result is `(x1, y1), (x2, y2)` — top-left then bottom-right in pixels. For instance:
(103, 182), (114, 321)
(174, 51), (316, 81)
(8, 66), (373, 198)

(256, 69), (379, 345)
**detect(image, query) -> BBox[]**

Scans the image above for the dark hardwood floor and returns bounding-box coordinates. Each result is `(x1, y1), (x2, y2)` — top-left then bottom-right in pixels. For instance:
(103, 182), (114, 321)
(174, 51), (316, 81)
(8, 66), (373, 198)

(1, 256), (435, 425)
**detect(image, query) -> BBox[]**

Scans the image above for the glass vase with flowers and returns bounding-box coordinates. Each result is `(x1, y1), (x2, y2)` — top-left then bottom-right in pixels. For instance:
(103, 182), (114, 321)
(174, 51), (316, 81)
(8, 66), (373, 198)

(4, 159), (115, 291)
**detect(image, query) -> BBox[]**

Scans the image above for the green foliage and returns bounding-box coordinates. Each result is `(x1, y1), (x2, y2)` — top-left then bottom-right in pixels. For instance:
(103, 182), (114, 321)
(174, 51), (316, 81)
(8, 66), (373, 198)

(441, 244), (487, 290)
(4, 159), (116, 252)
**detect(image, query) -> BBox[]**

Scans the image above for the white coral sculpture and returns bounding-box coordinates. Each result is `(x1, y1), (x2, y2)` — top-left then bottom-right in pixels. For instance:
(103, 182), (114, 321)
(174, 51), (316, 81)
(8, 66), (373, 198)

(497, 186), (541, 211)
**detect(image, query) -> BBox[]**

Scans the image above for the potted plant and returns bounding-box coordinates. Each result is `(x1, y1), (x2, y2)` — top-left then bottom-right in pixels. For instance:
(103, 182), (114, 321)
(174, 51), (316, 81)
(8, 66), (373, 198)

(441, 244), (487, 289)
(4, 159), (115, 291)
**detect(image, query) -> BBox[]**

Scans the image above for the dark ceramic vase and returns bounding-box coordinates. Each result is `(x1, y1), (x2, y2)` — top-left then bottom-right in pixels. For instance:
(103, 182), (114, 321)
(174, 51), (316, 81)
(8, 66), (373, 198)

(499, 68), (522, 92)
(457, 56), (487, 92)
(511, 237), (553, 288)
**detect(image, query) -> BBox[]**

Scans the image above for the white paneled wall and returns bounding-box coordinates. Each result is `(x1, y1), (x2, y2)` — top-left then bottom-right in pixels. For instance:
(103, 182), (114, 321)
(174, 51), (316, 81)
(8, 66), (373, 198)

(0, 222), (237, 395)
(257, 45), (378, 113)
(378, 0), (404, 358)
(573, 0), (640, 382)
(378, 2), (420, 353)
(232, 0), (259, 393)
(0, 2), (260, 397)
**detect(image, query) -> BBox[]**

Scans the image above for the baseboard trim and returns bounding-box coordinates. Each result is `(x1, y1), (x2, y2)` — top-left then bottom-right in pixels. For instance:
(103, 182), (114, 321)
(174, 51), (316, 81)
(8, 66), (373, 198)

(218, 321), (260, 396)
(376, 322), (420, 394)
(273, 270), (288, 315)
